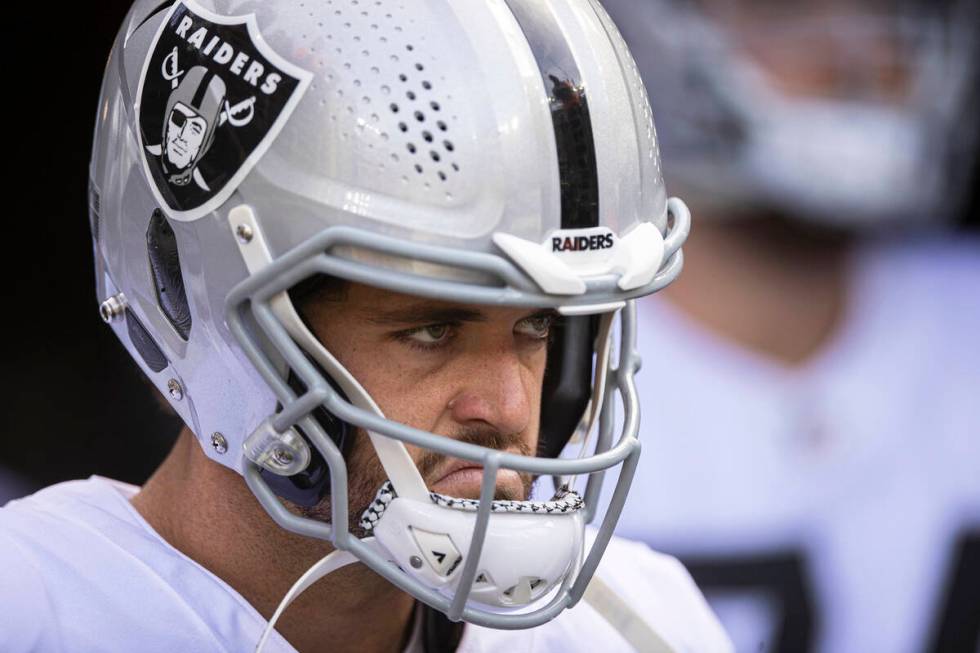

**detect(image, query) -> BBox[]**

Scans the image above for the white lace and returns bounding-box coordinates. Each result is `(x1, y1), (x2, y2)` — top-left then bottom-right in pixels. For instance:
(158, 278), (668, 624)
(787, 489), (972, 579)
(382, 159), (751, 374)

(359, 480), (585, 532)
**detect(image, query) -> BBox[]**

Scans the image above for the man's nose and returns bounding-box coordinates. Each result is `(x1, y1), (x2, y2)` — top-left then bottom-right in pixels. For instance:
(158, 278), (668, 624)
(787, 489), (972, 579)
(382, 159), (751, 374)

(446, 351), (533, 438)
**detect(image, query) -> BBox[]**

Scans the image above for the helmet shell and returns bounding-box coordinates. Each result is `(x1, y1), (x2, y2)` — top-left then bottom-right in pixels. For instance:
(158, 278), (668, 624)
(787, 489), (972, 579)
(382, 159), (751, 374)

(90, 0), (670, 470)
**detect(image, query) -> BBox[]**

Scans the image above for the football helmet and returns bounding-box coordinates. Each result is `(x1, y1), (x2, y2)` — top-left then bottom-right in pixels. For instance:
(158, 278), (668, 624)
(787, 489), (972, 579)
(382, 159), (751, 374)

(89, 0), (689, 630)
(600, 0), (979, 227)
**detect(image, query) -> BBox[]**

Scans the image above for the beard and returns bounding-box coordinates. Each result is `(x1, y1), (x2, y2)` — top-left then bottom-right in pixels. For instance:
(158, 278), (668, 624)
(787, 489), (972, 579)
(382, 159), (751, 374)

(296, 425), (535, 538)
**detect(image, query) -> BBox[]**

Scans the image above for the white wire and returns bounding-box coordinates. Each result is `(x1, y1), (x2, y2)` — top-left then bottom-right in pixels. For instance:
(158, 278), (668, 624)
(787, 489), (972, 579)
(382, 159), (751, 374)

(254, 539), (375, 653)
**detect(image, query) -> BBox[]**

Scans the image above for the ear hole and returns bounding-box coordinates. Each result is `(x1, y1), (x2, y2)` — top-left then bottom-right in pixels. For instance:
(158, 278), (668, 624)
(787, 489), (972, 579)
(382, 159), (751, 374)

(146, 209), (192, 340)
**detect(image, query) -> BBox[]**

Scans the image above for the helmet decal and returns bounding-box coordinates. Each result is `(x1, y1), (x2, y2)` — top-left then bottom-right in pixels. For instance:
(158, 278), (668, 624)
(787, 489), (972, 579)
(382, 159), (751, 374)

(136, 0), (312, 221)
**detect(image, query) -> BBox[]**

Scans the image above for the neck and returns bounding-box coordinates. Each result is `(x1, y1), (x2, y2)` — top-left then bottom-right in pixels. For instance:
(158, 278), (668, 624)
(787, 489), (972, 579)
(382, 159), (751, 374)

(131, 430), (416, 653)
(664, 214), (852, 366)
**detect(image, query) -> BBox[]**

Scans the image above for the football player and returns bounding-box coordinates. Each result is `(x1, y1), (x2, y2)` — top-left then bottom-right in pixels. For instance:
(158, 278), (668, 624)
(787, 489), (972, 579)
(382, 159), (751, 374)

(0, 1), (732, 652)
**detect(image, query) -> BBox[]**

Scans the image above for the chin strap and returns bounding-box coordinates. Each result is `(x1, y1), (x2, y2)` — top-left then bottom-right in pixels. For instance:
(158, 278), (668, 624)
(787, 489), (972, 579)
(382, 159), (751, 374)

(255, 539), (376, 653)
(583, 575), (676, 653)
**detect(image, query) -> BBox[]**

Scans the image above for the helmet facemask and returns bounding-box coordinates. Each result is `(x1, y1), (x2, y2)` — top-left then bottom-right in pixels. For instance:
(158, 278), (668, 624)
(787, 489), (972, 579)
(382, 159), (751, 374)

(224, 200), (689, 626)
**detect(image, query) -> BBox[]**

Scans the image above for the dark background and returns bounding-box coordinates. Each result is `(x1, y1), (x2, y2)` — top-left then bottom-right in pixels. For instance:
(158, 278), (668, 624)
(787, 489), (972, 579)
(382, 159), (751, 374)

(1, 2), (978, 493)
(1, 3), (184, 491)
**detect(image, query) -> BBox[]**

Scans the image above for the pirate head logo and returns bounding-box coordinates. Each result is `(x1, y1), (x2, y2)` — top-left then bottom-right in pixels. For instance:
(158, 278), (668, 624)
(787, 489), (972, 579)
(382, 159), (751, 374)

(136, 0), (312, 221)
(148, 65), (226, 189)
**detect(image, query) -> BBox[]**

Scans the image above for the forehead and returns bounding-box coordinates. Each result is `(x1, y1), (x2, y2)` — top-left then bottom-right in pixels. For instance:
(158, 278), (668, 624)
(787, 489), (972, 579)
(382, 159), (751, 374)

(317, 281), (541, 325)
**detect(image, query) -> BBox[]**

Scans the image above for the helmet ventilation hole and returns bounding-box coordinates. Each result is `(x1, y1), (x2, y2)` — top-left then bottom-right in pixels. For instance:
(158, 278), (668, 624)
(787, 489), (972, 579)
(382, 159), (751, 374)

(307, 1), (463, 198)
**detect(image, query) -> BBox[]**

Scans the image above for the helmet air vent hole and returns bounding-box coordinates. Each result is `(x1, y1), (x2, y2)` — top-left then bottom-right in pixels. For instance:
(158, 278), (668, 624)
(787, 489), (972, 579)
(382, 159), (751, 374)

(307, 4), (460, 195)
(475, 571), (494, 587)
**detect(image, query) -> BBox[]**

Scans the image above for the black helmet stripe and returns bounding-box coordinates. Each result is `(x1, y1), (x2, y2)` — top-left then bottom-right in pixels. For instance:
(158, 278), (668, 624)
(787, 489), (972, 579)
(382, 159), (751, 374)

(191, 70), (215, 110)
(505, 1), (600, 230)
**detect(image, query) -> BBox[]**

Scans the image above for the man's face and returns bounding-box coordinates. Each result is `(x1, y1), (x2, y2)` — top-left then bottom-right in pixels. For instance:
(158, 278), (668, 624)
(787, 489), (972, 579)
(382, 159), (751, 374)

(165, 102), (208, 169)
(300, 282), (555, 527)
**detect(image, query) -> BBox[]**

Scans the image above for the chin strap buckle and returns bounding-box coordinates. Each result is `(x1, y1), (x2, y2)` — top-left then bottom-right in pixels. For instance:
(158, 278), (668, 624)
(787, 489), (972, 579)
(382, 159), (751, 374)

(243, 417), (311, 476)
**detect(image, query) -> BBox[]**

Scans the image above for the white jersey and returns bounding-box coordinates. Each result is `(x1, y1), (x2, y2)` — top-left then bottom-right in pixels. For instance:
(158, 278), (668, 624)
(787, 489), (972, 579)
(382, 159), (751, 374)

(607, 238), (980, 653)
(0, 476), (731, 653)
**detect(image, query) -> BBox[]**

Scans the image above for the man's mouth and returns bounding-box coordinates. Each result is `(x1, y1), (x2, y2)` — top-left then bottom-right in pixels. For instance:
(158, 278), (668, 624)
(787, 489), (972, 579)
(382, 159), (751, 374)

(430, 459), (527, 501)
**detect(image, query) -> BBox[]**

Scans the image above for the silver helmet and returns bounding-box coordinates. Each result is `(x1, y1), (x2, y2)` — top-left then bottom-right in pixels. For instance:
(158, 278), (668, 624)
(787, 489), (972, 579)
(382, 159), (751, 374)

(89, 0), (689, 629)
(600, 0), (980, 228)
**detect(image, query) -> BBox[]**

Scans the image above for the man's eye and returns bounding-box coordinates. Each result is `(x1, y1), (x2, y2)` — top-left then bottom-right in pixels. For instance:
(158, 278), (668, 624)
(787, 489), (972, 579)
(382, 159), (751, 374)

(515, 314), (554, 339)
(406, 324), (451, 345)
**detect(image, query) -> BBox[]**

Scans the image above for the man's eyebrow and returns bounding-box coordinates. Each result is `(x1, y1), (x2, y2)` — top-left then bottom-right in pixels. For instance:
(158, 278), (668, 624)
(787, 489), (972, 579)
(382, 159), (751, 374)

(367, 305), (487, 326)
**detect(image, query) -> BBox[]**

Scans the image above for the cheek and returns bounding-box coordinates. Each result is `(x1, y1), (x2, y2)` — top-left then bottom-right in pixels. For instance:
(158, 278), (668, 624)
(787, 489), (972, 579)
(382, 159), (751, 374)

(361, 361), (451, 430)
(521, 342), (548, 391)
(526, 348), (547, 429)
(322, 330), (453, 432)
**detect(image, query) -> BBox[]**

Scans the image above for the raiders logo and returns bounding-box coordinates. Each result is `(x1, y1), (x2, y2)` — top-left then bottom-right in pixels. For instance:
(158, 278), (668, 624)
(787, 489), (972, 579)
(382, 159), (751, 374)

(136, 0), (312, 221)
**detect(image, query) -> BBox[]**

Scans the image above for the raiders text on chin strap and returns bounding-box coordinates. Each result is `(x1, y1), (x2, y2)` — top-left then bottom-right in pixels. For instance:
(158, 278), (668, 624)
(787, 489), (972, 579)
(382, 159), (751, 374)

(90, 0), (690, 647)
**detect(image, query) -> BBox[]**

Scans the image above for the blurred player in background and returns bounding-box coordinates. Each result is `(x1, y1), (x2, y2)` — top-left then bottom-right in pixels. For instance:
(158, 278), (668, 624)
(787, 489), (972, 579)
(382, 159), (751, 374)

(598, 0), (980, 651)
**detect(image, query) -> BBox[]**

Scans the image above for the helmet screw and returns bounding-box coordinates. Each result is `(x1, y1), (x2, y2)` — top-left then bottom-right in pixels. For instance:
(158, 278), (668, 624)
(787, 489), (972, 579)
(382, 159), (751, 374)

(167, 379), (184, 401)
(235, 223), (254, 244)
(98, 294), (127, 323)
(210, 432), (228, 454)
(272, 448), (294, 466)
(409, 556), (424, 569)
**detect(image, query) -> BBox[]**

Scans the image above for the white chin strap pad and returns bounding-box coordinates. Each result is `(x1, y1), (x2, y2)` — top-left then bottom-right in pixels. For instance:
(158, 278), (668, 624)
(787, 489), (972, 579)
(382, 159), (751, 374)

(372, 496), (584, 609)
